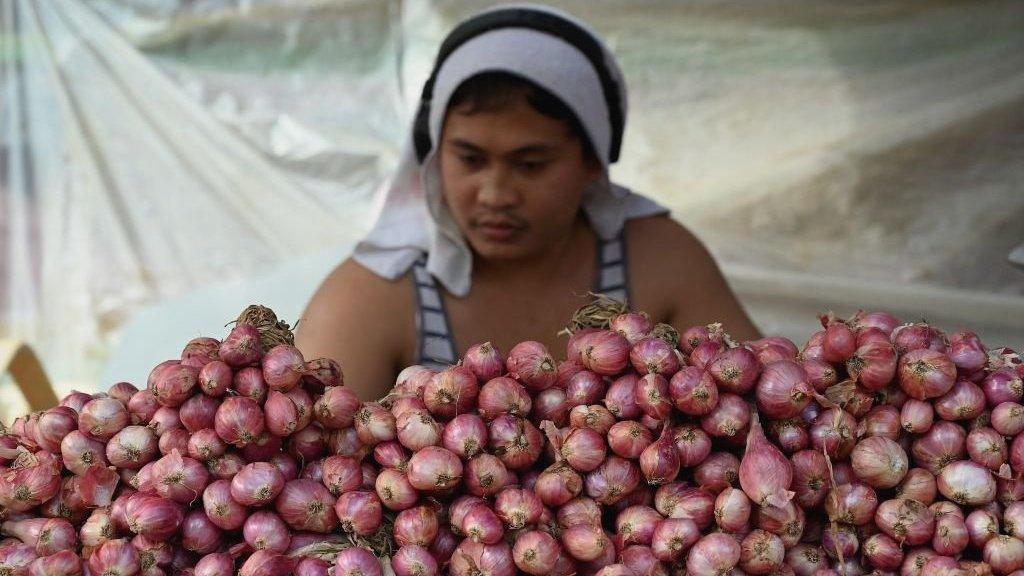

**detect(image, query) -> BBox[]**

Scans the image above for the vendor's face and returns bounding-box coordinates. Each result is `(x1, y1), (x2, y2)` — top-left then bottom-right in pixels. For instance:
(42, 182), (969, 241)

(439, 95), (601, 262)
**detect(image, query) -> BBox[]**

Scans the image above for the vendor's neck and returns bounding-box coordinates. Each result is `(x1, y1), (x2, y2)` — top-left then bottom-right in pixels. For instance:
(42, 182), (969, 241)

(473, 215), (592, 288)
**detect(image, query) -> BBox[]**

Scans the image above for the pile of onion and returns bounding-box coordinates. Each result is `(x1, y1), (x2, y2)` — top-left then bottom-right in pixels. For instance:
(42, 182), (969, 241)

(2, 301), (1023, 576)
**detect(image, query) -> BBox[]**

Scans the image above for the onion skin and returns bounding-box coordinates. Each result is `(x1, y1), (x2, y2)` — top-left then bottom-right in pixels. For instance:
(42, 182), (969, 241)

(898, 349), (957, 400)
(936, 460), (997, 506)
(851, 436), (909, 489)
(874, 498), (935, 546)
(686, 533), (741, 576)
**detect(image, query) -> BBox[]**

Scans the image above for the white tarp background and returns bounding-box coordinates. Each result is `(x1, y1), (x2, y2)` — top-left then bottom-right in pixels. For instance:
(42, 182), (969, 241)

(2, 0), (1023, 419)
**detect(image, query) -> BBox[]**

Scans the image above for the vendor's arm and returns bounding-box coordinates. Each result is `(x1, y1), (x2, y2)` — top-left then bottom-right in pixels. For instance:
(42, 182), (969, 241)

(630, 216), (763, 342)
(295, 259), (412, 401)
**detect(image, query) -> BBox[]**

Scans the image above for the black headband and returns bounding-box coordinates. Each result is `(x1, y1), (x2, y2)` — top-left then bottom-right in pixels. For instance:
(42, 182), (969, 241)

(412, 7), (625, 164)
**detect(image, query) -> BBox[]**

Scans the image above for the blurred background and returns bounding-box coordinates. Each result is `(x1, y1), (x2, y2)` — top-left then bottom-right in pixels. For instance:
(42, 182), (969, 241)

(2, 0), (1023, 420)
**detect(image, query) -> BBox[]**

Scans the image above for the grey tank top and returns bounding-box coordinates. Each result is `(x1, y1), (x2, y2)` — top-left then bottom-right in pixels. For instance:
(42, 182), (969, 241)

(412, 231), (630, 370)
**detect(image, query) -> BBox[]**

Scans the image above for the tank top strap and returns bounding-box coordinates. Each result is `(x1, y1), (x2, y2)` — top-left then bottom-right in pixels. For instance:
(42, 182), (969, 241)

(594, 229), (630, 304)
(411, 256), (459, 371)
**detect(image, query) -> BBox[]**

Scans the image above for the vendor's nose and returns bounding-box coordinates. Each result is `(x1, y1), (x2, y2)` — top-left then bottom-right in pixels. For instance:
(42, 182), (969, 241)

(477, 168), (519, 208)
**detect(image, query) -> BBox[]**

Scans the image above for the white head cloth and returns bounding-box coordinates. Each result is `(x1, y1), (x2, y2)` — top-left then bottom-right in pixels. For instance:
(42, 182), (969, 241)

(352, 3), (667, 297)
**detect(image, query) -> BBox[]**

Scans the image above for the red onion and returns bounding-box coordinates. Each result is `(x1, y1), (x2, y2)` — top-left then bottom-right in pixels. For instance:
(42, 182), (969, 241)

(507, 341), (558, 391)
(61, 389), (96, 413)
(635, 374), (672, 420)
(993, 402), (1024, 436)
(648, 518), (698, 563)
(619, 545), (665, 576)
(375, 467), (419, 511)
(898, 400), (933, 435)
(862, 533), (903, 571)
(577, 330), (630, 376)
(321, 426), (358, 458)
(557, 497), (602, 529)
(739, 529), (784, 575)
(124, 494), (184, 540)
(197, 360), (232, 397)
(874, 499), (934, 545)
(355, 403), (398, 445)
(407, 446), (463, 491)
(612, 312), (654, 345)
(912, 421), (966, 475)
(809, 408), (857, 460)
(785, 545), (829, 576)
(932, 513), (968, 556)
(395, 365), (436, 396)
(756, 360), (813, 419)
(494, 487), (542, 529)
(234, 367), (268, 404)
(462, 504), (504, 545)
(512, 531), (564, 576)
(985, 535), (1024, 576)
(984, 368), (1024, 407)
(194, 553), (234, 576)
(692, 338), (726, 369)
(313, 386), (361, 429)
(227, 462), (283, 506)
(569, 405), (616, 435)
(61, 431), (109, 475)
(608, 420), (653, 459)
(146, 406), (182, 437)
(79, 398), (130, 441)
(465, 454), (512, 497)
(802, 359), (838, 392)
(392, 545), (439, 576)
(275, 480), (337, 533)
(686, 533), (741, 576)
(948, 330), (988, 372)
(488, 415), (543, 471)
(27, 550), (81, 576)
(585, 456), (641, 505)
(565, 371), (606, 409)
(0, 452), (61, 513)
(851, 436), (908, 489)
(478, 377), (531, 419)
(214, 397), (265, 447)
(441, 414), (487, 459)
(423, 367), (479, 419)
(640, 425), (680, 485)
(127, 390), (160, 424)
(240, 550), (297, 576)
(392, 505), (438, 547)
(739, 415), (793, 508)
(151, 450), (210, 503)
(967, 426), (1008, 471)
(180, 508), (223, 554)
(391, 395), (428, 419)
(825, 482), (878, 526)
(320, 455), (361, 495)
(330, 490), (382, 537)
(186, 429), (227, 462)
(158, 428), (191, 456)
(821, 522), (858, 561)
(669, 367), (719, 416)
(701, 393), (750, 439)
(560, 428), (607, 473)
(533, 387), (570, 427)
(860, 405), (901, 440)
(707, 347), (761, 394)
(561, 524), (611, 562)
(450, 541), (515, 576)
(936, 459), (996, 505)
(674, 425), (712, 468)
(715, 487), (752, 532)
(630, 337), (681, 376)
(845, 339), (896, 394)
(218, 324), (262, 367)
(152, 364), (200, 408)
(791, 450), (829, 509)
(34, 407), (78, 453)
(966, 508), (1000, 550)
(395, 409), (443, 451)
(616, 505), (662, 547)
(107, 426), (159, 470)
(464, 342), (506, 382)
(654, 483), (715, 528)
(898, 349), (957, 400)
(605, 374), (643, 420)
(934, 379), (986, 421)
(88, 539), (140, 576)
(694, 452), (740, 494)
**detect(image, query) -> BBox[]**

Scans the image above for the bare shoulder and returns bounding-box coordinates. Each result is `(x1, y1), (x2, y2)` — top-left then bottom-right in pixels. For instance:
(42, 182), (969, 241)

(294, 258), (415, 400)
(624, 215), (762, 340)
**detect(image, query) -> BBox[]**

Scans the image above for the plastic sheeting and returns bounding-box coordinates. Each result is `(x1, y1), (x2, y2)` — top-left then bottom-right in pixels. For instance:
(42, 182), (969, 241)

(3, 1), (1024, 416)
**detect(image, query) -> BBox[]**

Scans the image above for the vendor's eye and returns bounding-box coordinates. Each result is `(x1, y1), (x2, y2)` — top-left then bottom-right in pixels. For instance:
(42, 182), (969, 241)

(458, 154), (484, 168)
(518, 160), (549, 172)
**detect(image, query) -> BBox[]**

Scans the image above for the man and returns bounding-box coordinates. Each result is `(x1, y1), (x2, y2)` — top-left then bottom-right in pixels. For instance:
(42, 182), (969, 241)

(296, 5), (760, 400)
